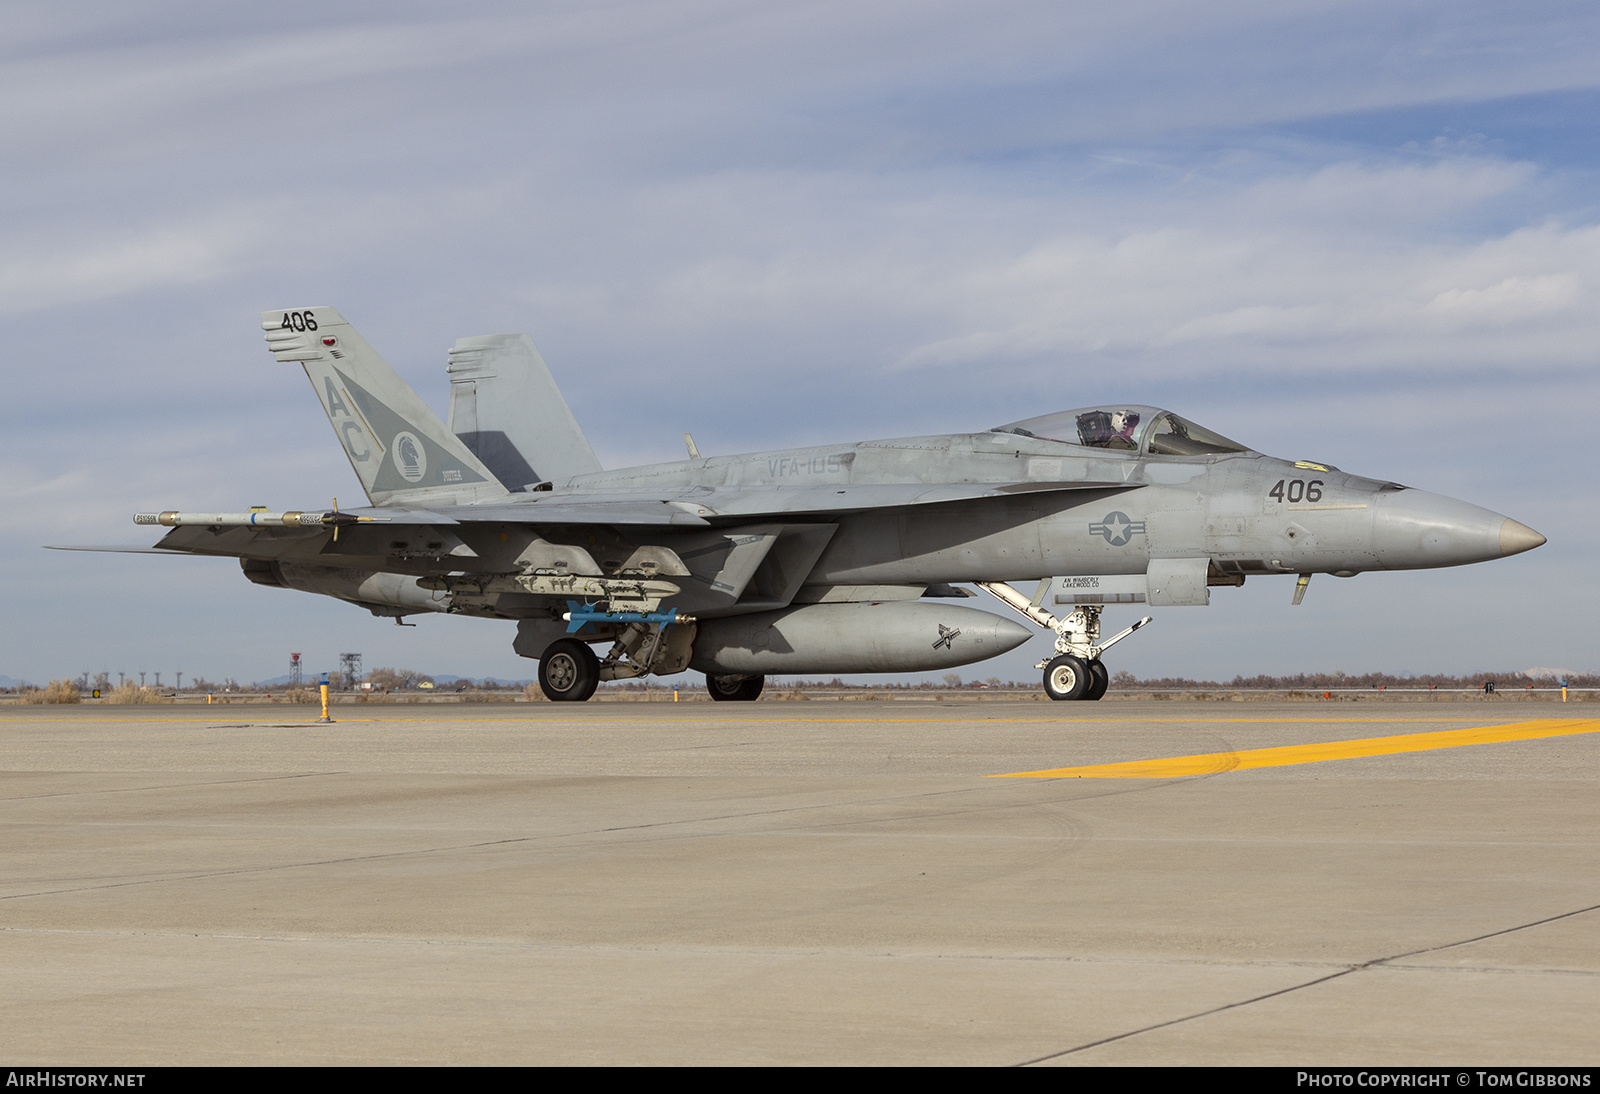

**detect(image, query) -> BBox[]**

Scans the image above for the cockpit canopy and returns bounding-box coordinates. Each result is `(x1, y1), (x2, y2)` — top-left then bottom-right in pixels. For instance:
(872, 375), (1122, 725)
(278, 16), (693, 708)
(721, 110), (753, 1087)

(991, 405), (1252, 457)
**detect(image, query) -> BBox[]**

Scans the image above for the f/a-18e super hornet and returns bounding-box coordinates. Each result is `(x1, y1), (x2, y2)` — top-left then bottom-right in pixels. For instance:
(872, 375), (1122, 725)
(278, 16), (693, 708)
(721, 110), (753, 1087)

(95, 307), (1545, 702)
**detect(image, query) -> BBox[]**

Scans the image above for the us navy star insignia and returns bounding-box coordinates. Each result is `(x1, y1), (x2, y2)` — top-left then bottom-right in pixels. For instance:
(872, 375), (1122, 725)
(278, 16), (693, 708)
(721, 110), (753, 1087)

(1089, 511), (1146, 546)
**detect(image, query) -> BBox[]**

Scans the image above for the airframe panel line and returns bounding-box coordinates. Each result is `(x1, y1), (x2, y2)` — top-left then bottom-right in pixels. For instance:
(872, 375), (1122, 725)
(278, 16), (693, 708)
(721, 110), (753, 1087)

(993, 718), (1600, 779)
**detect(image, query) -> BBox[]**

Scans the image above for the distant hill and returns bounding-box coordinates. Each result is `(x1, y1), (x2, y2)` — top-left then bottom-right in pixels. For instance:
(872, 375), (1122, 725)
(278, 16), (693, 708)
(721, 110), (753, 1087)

(250, 673), (533, 689)
(432, 675), (535, 688)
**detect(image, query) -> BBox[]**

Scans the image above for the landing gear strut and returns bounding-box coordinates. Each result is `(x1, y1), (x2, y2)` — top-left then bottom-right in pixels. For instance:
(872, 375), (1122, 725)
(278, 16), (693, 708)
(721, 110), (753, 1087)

(976, 581), (1150, 702)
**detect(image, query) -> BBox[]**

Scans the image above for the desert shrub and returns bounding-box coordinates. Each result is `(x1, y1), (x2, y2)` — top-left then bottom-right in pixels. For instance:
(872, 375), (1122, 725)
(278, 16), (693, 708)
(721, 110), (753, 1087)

(23, 680), (81, 704)
(108, 683), (171, 704)
(523, 683), (546, 702)
(366, 667), (434, 690)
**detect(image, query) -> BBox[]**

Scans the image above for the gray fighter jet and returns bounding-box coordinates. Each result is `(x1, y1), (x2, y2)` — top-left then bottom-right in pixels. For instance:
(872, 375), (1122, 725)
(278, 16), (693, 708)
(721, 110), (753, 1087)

(110, 307), (1545, 702)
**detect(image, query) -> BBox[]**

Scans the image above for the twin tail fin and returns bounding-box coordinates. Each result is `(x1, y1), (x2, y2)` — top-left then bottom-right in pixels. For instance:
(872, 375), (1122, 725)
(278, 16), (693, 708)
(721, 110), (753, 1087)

(262, 308), (509, 507)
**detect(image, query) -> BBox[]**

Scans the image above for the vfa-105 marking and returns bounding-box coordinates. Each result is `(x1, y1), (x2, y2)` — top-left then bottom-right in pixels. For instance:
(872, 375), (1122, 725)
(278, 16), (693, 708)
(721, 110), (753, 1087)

(76, 307), (1544, 702)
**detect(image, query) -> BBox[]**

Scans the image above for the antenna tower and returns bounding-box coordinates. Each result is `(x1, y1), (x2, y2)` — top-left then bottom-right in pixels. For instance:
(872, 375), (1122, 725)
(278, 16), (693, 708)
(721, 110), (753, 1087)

(339, 652), (362, 690)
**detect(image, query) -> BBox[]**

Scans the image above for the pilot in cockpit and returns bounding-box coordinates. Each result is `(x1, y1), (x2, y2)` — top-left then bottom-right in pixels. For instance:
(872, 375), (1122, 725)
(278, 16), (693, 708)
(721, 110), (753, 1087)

(1109, 410), (1140, 448)
(1077, 409), (1140, 450)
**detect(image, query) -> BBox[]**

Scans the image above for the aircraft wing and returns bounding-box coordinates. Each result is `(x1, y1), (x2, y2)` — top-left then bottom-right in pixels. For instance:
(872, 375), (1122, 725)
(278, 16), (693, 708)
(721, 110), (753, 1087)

(439, 499), (715, 526)
(44, 545), (206, 554)
(692, 480), (1134, 517)
(429, 479), (1136, 524)
(126, 480), (1137, 551)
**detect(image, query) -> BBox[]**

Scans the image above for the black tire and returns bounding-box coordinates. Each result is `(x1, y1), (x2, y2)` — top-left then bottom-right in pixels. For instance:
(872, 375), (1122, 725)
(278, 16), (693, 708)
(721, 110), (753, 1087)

(540, 639), (599, 702)
(1084, 660), (1109, 701)
(706, 673), (765, 702)
(1042, 654), (1089, 701)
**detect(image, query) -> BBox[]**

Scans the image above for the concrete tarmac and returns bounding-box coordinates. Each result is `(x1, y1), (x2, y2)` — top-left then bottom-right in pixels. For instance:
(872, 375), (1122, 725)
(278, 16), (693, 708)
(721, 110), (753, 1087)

(1, 699), (1596, 1065)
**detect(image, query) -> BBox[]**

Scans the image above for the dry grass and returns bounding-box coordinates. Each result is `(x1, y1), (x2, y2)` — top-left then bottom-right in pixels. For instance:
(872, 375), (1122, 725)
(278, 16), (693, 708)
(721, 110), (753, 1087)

(523, 683), (545, 702)
(106, 683), (171, 704)
(22, 680), (81, 704)
(460, 691), (516, 703)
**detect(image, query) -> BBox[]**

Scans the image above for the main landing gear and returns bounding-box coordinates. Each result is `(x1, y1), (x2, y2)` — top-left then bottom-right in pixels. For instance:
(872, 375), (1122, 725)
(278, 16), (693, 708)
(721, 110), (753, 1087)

(976, 582), (1149, 702)
(539, 638), (600, 702)
(706, 674), (765, 702)
(536, 609), (699, 702)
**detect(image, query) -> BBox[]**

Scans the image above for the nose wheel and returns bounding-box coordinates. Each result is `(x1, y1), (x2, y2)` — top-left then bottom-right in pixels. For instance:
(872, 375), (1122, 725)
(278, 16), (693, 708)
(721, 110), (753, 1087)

(976, 581), (1147, 703)
(1041, 655), (1109, 701)
(1085, 658), (1109, 701)
(1043, 655), (1089, 700)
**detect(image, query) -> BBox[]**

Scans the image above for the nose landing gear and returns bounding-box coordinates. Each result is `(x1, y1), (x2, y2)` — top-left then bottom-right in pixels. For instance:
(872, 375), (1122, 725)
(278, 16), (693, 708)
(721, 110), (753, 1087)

(977, 582), (1148, 702)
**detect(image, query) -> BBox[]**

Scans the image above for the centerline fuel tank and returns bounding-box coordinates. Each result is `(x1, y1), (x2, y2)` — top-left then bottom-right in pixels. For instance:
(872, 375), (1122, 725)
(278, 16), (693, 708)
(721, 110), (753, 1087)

(688, 601), (1032, 676)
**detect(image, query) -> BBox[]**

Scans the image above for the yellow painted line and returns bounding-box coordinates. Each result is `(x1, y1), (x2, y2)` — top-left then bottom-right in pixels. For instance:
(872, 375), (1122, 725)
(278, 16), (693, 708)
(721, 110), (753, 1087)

(0, 714), (1505, 726)
(0, 716), (385, 724)
(995, 718), (1600, 779)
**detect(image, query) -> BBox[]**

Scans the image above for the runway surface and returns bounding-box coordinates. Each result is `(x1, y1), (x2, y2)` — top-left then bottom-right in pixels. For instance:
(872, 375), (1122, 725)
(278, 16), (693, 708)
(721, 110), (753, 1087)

(1, 698), (1596, 1065)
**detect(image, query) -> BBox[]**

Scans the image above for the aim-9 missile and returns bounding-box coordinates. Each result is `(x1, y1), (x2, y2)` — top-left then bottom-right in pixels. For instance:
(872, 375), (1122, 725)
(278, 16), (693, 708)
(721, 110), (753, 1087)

(133, 508), (384, 531)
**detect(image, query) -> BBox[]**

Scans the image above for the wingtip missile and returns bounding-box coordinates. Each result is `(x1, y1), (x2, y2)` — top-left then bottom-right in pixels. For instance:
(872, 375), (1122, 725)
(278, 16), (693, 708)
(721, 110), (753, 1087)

(133, 510), (385, 529)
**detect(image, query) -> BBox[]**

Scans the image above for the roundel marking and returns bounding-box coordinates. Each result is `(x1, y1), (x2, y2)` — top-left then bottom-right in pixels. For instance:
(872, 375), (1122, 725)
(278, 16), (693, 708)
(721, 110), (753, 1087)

(1089, 511), (1147, 547)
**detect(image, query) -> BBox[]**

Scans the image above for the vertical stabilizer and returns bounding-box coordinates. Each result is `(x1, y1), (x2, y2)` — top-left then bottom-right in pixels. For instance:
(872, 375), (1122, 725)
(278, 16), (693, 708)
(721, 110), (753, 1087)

(262, 308), (509, 507)
(446, 334), (603, 490)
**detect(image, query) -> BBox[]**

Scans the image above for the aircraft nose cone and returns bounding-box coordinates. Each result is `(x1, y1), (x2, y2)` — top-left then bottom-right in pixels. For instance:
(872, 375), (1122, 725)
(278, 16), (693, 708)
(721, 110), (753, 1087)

(1499, 519), (1546, 557)
(1372, 489), (1537, 570)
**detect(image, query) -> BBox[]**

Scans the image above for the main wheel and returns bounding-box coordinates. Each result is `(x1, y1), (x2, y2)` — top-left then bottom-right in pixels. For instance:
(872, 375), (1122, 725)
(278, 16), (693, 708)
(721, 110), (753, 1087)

(540, 639), (600, 702)
(706, 673), (765, 702)
(1042, 654), (1089, 701)
(1084, 659), (1109, 701)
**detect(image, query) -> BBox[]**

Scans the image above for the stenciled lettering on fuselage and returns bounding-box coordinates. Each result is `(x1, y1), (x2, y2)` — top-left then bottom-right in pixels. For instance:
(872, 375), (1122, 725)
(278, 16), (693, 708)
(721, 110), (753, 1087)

(1089, 511), (1147, 547)
(766, 454), (848, 478)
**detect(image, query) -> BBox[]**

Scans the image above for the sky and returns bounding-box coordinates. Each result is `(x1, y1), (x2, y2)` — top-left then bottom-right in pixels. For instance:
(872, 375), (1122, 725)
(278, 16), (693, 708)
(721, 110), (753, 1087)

(2, 1), (1597, 686)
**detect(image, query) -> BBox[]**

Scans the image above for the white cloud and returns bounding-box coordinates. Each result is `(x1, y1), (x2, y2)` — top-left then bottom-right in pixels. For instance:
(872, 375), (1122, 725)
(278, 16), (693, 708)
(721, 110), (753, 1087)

(517, 157), (1600, 381)
(1423, 272), (1580, 324)
(0, 214), (270, 314)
